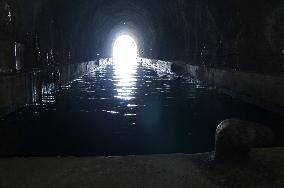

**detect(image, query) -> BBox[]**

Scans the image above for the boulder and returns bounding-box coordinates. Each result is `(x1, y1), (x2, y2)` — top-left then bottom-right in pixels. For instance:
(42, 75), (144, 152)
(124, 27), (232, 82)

(214, 119), (275, 162)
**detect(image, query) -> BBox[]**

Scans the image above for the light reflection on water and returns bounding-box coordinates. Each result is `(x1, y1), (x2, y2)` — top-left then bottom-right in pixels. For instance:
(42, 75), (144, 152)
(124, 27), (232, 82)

(1, 58), (284, 157)
(113, 58), (138, 102)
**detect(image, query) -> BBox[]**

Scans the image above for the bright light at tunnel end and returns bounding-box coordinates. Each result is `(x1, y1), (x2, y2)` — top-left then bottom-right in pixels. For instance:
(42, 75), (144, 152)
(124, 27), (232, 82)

(112, 35), (138, 101)
(113, 35), (138, 64)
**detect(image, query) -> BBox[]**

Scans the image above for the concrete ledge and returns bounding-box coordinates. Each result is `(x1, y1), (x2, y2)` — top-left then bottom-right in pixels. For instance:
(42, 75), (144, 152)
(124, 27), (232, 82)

(185, 64), (284, 114)
(0, 148), (283, 188)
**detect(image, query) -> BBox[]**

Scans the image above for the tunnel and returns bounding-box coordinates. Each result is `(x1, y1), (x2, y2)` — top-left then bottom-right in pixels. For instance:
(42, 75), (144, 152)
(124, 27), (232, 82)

(0, 0), (284, 187)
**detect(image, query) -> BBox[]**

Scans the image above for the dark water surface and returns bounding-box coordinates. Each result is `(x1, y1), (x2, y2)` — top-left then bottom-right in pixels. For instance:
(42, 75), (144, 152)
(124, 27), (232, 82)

(1, 61), (284, 157)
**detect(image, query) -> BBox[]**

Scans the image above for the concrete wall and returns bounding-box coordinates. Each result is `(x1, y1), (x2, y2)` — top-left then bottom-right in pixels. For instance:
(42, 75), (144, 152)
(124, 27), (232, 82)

(185, 64), (284, 114)
(0, 40), (15, 73)
(0, 61), (98, 118)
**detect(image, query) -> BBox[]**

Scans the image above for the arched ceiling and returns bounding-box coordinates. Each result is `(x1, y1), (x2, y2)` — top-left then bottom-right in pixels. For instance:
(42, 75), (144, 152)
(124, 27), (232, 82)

(64, 0), (187, 58)
(2, 0), (284, 74)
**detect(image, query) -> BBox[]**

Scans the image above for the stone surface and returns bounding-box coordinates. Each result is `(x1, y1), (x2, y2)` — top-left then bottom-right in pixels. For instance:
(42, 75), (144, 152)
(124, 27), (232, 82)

(0, 0), (12, 38)
(214, 119), (274, 161)
(0, 148), (284, 188)
(186, 64), (284, 112)
(0, 40), (15, 73)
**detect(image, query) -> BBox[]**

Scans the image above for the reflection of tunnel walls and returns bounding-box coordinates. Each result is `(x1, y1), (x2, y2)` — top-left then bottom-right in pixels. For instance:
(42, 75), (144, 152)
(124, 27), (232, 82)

(0, 61), (98, 118)
(1, 0), (284, 74)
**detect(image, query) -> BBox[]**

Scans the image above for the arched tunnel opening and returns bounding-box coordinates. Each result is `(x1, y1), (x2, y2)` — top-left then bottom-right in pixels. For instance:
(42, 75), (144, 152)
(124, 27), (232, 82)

(113, 34), (138, 62)
(1, 0), (284, 186)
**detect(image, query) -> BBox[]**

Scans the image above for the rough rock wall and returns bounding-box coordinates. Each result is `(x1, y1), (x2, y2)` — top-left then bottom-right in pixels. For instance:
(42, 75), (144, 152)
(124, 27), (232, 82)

(0, 0), (283, 74)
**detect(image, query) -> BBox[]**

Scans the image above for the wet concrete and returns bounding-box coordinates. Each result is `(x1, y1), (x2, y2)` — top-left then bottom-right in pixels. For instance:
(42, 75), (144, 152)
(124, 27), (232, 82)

(183, 64), (284, 115)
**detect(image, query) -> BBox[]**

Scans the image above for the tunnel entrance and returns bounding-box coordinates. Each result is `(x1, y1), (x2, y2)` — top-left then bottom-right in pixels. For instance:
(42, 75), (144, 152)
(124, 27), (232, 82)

(113, 35), (138, 63)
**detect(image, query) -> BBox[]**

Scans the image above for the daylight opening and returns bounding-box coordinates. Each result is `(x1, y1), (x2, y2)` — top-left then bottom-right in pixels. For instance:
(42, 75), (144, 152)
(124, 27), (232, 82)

(113, 35), (138, 63)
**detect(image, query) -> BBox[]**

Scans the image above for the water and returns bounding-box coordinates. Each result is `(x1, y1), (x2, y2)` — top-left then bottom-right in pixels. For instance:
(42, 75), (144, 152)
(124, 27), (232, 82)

(0, 60), (283, 157)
